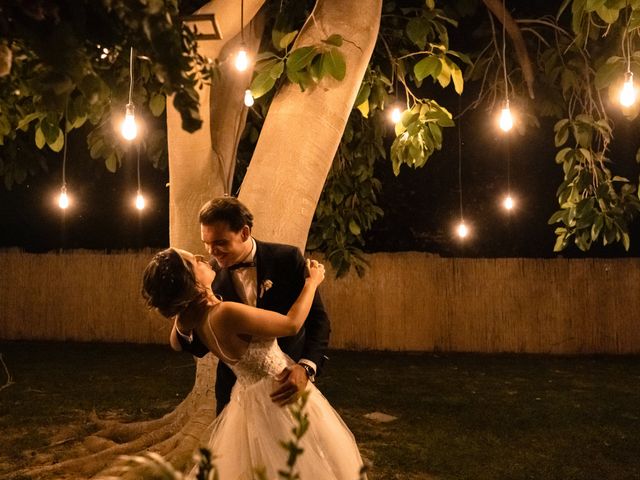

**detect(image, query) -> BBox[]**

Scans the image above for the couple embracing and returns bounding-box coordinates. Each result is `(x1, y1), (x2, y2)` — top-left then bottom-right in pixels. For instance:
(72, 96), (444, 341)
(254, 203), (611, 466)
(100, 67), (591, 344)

(142, 196), (366, 479)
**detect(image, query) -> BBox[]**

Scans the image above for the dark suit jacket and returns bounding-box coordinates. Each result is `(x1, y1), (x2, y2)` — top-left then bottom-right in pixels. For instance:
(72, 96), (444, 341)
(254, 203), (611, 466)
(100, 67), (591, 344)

(178, 239), (331, 414)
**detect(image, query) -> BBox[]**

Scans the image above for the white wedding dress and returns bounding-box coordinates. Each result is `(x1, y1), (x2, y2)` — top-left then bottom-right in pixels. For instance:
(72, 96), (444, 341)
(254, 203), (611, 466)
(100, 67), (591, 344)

(201, 337), (366, 480)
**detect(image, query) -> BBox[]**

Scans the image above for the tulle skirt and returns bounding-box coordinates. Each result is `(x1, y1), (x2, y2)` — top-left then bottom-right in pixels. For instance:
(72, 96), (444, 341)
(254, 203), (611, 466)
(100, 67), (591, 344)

(202, 377), (366, 480)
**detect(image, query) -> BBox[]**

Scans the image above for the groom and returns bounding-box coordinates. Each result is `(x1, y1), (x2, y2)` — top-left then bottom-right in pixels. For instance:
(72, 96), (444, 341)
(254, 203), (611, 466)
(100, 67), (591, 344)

(173, 196), (331, 415)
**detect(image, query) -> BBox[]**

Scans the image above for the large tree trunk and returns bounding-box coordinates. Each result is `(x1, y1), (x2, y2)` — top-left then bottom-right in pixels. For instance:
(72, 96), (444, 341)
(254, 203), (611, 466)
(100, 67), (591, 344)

(241, 0), (382, 249)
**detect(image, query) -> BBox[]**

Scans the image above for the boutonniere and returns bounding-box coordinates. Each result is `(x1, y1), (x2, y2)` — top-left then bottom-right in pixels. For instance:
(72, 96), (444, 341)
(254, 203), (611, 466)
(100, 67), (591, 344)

(259, 279), (273, 299)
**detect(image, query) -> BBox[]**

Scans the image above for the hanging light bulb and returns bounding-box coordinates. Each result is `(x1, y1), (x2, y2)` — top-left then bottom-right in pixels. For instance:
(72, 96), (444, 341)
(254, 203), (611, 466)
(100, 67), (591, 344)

(121, 47), (138, 141)
(620, 71), (637, 107)
(121, 103), (137, 140)
(499, 103), (514, 132)
(244, 89), (254, 107)
(456, 221), (469, 239)
(503, 194), (514, 210)
(58, 185), (69, 209)
(390, 106), (402, 124)
(135, 190), (145, 210)
(498, 2), (514, 134)
(235, 46), (250, 72)
(235, 0), (250, 72)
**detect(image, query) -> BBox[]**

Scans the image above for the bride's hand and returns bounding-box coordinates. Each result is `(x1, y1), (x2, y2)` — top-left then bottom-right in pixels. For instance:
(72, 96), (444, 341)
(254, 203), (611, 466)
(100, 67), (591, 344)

(305, 259), (325, 286)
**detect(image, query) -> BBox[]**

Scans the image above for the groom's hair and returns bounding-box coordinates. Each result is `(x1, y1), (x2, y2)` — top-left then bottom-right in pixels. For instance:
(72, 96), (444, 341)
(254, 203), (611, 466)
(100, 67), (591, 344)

(199, 196), (254, 232)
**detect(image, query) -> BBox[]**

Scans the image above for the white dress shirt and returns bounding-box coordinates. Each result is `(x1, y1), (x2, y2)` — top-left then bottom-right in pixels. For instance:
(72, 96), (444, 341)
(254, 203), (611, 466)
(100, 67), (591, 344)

(230, 239), (258, 306)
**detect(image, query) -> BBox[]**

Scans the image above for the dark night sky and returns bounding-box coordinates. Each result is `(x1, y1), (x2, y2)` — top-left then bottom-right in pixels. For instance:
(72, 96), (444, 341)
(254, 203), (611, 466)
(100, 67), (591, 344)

(364, 101), (640, 257)
(0, 144), (170, 252)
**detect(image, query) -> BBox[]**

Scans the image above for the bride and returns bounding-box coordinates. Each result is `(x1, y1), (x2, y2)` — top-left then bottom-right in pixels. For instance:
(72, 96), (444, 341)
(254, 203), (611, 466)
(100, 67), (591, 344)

(142, 248), (366, 479)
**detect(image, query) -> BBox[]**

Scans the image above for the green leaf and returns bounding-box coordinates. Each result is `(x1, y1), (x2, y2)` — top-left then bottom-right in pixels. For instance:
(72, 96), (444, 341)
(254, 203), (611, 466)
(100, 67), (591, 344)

(321, 49), (346, 81)
(254, 51), (279, 63)
(0, 114), (9, 137)
(450, 62), (463, 94)
(553, 233), (567, 252)
(630, 8), (640, 29)
(586, 0), (607, 11)
(622, 232), (630, 250)
(272, 28), (287, 51)
(286, 46), (317, 72)
(105, 153), (118, 173)
(40, 117), (59, 144)
(548, 210), (566, 225)
(356, 99), (370, 118)
(17, 112), (42, 131)
(436, 57), (451, 88)
(406, 17), (428, 50)
(149, 94), (166, 117)
(354, 83), (371, 108)
(250, 70), (277, 99)
(286, 68), (312, 90)
(72, 114), (88, 129)
(79, 73), (103, 104)
(594, 58), (623, 89)
(413, 56), (441, 82)
(48, 129), (64, 153)
(595, 4), (619, 23)
(269, 61), (285, 80)
(591, 215), (604, 240)
(555, 147), (572, 164)
(554, 125), (570, 147)
(348, 219), (361, 235)
(578, 148), (592, 162)
(574, 125), (591, 149)
(401, 110), (419, 127)
(323, 34), (343, 47)
(278, 30), (299, 50)
(309, 55), (323, 82)
(35, 126), (45, 149)
(427, 122), (442, 145)
(88, 137), (103, 159)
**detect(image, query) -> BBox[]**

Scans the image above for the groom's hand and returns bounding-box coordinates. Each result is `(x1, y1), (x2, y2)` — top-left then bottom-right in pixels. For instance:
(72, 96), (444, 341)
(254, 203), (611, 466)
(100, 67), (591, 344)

(270, 365), (308, 406)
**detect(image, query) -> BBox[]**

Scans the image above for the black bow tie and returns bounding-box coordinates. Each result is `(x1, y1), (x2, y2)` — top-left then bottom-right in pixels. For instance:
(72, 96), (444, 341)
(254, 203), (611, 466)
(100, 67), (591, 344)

(228, 261), (256, 271)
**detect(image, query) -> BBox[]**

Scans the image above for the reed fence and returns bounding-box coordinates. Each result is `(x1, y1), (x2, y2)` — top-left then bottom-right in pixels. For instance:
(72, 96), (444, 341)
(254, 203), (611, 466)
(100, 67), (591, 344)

(1, 250), (638, 353)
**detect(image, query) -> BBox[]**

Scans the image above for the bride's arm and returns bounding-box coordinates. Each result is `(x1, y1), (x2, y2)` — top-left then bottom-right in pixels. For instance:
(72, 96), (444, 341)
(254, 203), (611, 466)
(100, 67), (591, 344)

(169, 301), (208, 352)
(219, 260), (325, 338)
(169, 320), (185, 351)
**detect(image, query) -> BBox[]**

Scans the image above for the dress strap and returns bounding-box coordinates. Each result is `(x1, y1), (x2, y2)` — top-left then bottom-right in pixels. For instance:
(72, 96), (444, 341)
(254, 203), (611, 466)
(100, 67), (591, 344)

(207, 309), (241, 364)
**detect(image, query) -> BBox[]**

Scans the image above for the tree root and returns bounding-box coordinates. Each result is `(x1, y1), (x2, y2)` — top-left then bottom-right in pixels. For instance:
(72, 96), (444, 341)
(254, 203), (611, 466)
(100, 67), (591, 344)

(10, 399), (216, 480)
(9, 356), (219, 480)
(0, 353), (15, 392)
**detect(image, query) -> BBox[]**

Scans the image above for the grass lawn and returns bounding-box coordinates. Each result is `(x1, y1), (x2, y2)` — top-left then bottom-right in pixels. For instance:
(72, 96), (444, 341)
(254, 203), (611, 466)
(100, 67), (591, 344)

(0, 341), (639, 479)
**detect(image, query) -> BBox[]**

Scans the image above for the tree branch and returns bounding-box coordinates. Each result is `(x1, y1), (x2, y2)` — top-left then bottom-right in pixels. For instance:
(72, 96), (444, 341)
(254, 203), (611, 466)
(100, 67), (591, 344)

(482, 0), (536, 99)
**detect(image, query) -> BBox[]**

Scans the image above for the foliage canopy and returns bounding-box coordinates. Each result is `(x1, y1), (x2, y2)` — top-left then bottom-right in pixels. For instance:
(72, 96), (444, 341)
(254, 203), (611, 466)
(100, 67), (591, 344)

(1, 0), (640, 273)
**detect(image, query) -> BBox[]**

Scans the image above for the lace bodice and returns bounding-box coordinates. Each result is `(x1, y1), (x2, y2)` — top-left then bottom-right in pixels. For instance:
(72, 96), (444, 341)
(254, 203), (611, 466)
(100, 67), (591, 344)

(227, 337), (291, 386)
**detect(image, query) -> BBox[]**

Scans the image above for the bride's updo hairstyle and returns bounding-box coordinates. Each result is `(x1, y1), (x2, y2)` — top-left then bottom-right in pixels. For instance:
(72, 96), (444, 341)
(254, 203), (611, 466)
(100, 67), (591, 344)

(142, 248), (202, 318)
